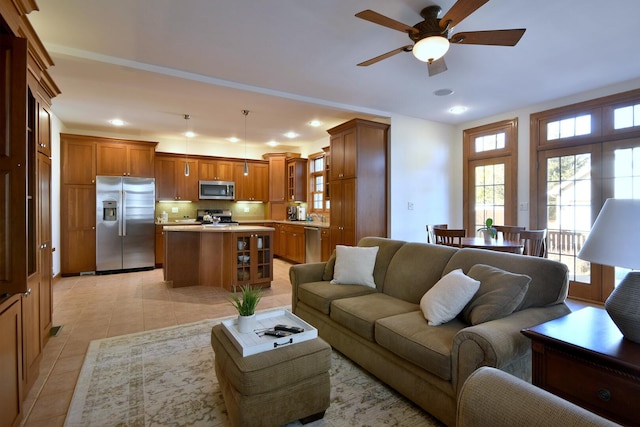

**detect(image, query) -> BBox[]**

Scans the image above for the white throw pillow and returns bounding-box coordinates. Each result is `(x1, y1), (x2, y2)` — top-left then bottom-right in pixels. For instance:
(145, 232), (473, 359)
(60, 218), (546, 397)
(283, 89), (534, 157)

(420, 269), (480, 326)
(330, 245), (379, 288)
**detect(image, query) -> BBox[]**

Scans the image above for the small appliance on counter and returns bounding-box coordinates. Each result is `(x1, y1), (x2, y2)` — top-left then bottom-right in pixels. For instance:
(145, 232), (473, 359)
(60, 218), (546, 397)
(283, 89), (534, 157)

(197, 208), (238, 225)
(288, 205), (307, 221)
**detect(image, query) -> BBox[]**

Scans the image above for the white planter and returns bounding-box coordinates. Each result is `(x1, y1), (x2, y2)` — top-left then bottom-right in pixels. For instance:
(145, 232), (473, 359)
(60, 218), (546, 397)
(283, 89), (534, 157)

(482, 230), (493, 243)
(237, 314), (256, 333)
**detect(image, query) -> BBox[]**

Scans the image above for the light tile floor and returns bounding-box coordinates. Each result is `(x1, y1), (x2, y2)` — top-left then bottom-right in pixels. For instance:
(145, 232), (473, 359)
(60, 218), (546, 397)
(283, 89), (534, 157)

(20, 258), (294, 427)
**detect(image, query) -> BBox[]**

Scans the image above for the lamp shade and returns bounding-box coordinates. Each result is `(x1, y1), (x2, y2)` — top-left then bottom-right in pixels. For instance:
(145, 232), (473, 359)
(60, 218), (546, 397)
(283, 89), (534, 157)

(412, 36), (450, 63)
(577, 199), (640, 270)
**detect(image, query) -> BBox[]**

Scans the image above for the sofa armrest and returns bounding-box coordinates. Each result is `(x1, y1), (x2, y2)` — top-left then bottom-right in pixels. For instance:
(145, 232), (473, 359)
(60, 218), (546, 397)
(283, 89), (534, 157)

(457, 366), (620, 426)
(452, 303), (571, 393)
(289, 262), (327, 311)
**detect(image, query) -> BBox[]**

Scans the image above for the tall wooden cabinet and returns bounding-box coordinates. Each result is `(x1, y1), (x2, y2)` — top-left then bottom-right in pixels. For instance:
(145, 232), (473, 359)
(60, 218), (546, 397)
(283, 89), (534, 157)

(327, 119), (389, 250)
(0, 4), (60, 426)
(263, 153), (287, 219)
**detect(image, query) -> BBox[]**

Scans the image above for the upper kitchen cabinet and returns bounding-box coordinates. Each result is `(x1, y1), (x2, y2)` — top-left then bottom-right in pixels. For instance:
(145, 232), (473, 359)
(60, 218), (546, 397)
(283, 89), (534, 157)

(36, 101), (51, 156)
(96, 138), (157, 177)
(61, 135), (96, 185)
(199, 158), (235, 181)
(155, 153), (199, 201)
(287, 157), (307, 202)
(234, 161), (268, 202)
(327, 119), (389, 249)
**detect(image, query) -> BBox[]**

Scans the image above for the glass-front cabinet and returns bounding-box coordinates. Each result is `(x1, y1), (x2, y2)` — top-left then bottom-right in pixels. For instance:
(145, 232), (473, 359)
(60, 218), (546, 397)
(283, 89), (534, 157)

(234, 231), (273, 290)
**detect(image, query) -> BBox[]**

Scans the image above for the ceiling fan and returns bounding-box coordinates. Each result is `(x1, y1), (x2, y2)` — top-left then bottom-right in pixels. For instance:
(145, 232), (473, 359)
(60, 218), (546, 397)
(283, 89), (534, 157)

(355, 0), (526, 76)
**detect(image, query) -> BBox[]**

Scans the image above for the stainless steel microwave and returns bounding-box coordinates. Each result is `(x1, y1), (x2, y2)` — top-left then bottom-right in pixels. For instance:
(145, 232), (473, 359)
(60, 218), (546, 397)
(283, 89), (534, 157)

(199, 180), (235, 200)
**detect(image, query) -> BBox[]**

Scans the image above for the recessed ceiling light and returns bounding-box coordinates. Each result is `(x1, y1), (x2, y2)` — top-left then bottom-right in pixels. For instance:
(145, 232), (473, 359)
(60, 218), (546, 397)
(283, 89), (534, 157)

(227, 137), (239, 143)
(266, 140), (278, 147)
(109, 119), (125, 126)
(184, 131), (196, 138)
(448, 106), (468, 114)
(284, 131), (299, 139)
(308, 120), (322, 127)
(434, 88), (454, 97)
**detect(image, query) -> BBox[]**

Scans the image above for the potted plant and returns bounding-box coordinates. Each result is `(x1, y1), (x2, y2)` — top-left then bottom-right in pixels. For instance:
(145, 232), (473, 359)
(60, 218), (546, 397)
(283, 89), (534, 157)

(477, 218), (498, 243)
(229, 285), (262, 333)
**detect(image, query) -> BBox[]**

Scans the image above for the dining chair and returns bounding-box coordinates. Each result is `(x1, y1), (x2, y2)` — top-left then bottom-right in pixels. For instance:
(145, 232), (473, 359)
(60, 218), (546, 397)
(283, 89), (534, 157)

(426, 224), (448, 244)
(434, 227), (466, 248)
(493, 225), (525, 241)
(520, 229), (547, 257)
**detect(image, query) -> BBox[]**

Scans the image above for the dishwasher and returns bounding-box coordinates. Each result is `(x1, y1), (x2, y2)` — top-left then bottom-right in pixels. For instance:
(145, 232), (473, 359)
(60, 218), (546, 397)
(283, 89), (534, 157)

(304, 226), (321, 263)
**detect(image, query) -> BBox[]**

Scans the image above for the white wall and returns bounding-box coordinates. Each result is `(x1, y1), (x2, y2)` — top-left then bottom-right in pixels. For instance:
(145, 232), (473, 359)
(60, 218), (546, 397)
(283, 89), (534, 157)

(50, 115), (65, 277)
(388, 115), (458, 242)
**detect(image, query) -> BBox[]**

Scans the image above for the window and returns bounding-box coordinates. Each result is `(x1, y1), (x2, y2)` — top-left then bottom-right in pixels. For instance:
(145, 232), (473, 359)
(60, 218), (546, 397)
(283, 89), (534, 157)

(308, 152), (328, 212)
(463, 119), (518, 234)
(613, 103), (640, 130)
(546, 114), (592, 140)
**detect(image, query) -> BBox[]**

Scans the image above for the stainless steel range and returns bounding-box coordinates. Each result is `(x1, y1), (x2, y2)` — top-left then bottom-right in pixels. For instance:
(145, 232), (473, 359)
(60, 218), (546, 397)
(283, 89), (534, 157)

(197, 208), (238, 225)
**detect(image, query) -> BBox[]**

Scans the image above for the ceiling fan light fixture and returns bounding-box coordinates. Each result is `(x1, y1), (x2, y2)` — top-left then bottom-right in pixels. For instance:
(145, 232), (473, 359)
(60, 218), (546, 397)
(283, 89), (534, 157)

(413, 36), (450, 63)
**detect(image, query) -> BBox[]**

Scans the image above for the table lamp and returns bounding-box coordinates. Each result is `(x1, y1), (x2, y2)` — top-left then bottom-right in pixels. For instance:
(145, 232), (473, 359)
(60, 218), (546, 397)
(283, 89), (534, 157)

(577, 198), (640, 343)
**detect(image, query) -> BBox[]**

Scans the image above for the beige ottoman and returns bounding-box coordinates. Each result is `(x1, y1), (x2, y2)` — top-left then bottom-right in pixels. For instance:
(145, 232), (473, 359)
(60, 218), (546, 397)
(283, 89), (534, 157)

(210, 324), (331, 427)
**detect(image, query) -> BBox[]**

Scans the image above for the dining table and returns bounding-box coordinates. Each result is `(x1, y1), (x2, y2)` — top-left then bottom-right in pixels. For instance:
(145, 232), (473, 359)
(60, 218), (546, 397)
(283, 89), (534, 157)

(460, 237), (524, 254)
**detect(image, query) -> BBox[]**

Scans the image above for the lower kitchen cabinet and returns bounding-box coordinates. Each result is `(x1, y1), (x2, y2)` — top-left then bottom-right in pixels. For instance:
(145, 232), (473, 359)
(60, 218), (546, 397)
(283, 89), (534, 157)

(233, 232), (273, 290)
(0, 295), (23, 427)
(281, 224), (305, 264)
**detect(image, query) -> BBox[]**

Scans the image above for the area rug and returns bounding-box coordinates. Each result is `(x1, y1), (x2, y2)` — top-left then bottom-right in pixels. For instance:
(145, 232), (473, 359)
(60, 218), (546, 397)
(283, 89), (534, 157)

(65, 314), (443, 427)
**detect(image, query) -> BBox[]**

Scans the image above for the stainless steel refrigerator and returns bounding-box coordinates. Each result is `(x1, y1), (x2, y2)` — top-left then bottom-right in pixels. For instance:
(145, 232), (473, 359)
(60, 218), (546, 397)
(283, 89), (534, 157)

(96, 176), (155, 273)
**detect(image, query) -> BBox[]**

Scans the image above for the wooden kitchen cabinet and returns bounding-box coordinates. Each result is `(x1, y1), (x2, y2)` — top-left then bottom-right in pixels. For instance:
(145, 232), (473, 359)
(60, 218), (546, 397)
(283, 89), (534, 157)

(0, 295), (23, 427)
(280, 224), (306, 264)
(321, 228), (331, 262)
(199, 158), (235, 181)
(96, 139), (156, 177)
(155, 153), (199, 201)
(287, 157), (307, 202)
(327, 119), (388, 251)
(234, 161), (269, 202)
(37, 101), (51, 157)
(61, 135), (96, 185)
(234, 232), (273, 290)
(263, 153), (288, 220)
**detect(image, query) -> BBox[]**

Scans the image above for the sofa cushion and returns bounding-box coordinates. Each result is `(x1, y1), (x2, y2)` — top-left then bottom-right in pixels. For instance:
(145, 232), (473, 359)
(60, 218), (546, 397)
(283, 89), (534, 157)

(420, 269), (480, 326)
(297, 281), (377, 315)
(382, 243), (458, 303)
(330, 245), (379, 288)
(322, 250), (336, 281)
(442, 248), (569, 310)
(330, 293), (419, 341)
(375, 311), (467, 381)
(462, 264), (531, 325)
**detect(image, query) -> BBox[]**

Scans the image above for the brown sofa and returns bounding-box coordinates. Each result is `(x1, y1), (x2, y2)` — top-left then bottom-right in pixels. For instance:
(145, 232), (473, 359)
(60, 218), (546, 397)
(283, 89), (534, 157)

(289, 237), (571, 426)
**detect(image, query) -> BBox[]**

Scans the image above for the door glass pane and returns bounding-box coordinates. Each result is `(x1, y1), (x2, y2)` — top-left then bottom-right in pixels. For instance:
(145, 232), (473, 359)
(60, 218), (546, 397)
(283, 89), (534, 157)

(474, 163), (505, 231)
(546, 154), (591, 283)
(613, 146), (640, 285)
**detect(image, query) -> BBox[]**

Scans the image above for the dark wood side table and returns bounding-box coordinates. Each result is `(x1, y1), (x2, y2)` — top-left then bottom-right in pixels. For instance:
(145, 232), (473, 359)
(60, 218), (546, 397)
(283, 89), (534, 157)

(522, 306), (640, 426)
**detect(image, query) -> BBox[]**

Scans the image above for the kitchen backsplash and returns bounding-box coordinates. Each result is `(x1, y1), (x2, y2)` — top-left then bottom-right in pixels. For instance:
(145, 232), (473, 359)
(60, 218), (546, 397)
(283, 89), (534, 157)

(155, 201), (272, 222)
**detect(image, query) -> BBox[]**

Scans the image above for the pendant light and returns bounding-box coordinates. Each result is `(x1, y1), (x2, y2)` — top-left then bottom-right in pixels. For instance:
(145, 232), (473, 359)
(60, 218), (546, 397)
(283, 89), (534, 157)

(242, 109), (250, 176)
(183, 114), (191, 177)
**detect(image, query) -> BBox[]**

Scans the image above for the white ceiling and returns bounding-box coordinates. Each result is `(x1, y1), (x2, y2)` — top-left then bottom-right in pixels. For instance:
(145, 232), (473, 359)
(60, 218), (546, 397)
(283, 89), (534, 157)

(28, 0), (640, 150)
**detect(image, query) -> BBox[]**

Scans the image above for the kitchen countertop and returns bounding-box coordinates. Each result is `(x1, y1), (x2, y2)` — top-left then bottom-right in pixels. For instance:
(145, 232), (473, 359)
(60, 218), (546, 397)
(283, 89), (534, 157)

(163, 225), (275, 232)
(239, 219), (330, 228)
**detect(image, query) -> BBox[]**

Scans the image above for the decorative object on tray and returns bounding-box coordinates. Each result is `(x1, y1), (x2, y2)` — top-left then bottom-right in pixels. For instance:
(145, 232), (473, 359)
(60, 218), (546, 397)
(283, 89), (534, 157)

(578, 198), (640, 343)
(229, 285), (262, 333)
(477, 217), (497, 242)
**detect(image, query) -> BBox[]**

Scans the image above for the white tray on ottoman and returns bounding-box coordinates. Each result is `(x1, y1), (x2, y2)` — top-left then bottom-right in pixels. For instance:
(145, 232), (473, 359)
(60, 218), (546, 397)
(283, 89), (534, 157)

(221, 309), (317, 356)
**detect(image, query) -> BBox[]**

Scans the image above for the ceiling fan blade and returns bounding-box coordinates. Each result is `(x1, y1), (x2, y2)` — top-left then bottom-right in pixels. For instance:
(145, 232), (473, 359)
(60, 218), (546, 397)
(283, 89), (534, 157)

(450, 29), (526, 46)
(357, 45), (413, 66)
(355, 10), (418, 34)
(440, 0), (489, 30)
(427, 58), (448, 76)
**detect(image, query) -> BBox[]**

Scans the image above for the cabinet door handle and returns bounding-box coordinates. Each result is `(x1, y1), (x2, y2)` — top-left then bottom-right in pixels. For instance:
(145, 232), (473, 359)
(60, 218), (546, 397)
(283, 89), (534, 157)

(597, 389), (611, 402)
(24, 288), (31, 297)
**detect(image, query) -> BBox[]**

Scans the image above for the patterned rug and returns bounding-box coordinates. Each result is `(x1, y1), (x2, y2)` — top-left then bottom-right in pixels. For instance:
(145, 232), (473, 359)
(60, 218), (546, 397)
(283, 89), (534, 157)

(65, 315), (443, 427)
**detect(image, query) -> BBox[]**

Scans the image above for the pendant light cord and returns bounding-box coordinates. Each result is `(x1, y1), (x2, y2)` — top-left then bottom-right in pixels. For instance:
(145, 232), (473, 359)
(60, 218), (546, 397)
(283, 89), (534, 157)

(242, 110), (249, 176)
(184, 114), (191, 177)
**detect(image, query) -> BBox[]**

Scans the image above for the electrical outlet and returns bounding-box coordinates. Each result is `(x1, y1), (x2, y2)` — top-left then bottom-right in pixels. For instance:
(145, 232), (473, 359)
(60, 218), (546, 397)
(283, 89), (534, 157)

(519, 203), (529, 211)
(244, 207), (250, 213)
(407, 202), (414, 210)
(171, 207), (179, 213)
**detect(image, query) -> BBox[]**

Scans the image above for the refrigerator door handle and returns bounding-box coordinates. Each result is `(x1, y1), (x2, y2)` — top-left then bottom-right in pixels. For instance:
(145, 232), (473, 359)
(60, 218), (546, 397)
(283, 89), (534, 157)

(122, 190), (127, 236)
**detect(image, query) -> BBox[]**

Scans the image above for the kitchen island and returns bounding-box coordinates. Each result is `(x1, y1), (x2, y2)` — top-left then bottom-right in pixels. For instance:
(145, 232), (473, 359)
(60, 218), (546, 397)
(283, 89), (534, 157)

(163, 225), (274, 290)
